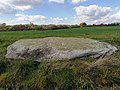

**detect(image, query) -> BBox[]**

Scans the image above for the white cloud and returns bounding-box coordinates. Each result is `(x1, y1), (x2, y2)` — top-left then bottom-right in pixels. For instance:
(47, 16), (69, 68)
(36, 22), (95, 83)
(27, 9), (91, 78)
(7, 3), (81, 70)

(0, 0), (42, 6)
(89, 12), (120, 24)
(8, 14), (46, 25)
(9, 0), (42, 6)
(0, 0), (42, 14)
(64, 17), (68, 20)
(50, 17), (68, 24)
(49, 0), (64, 3)
(71, 0), (87, 4)
(74, 5), (112, 24)
(110, 11), (120, 20)
(49, 0), (87, 4)
(0, 2), (16, 14)
(14, 5), (32, 11)
(74, 5), (111, 19)
(15, 14), (46, 22)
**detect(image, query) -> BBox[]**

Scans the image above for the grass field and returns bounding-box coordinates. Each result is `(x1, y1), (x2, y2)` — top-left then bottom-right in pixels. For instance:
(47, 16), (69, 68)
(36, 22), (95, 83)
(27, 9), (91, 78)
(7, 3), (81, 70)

(0, 26), (120, 40)
(0, 26), (120, 90)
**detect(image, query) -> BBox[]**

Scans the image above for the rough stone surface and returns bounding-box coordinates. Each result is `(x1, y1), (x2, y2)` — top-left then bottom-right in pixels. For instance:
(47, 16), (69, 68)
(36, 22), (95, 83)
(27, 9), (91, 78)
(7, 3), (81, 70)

(5, 37), (118, 61)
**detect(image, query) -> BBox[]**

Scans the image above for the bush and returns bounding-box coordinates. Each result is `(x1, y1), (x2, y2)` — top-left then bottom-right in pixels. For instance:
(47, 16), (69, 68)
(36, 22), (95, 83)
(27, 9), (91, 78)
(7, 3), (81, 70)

(80, 22), (87, 27)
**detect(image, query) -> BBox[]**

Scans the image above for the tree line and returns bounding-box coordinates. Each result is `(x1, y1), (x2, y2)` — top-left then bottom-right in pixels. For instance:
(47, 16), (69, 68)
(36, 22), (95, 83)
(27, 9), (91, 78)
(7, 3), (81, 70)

(0, 22), (119, 31)
(0, 23), (81, 31)
(89, 22), (120, 26)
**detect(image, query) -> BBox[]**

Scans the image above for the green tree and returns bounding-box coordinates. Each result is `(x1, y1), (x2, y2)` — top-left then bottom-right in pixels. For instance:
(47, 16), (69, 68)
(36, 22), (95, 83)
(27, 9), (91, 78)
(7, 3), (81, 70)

(80, 22), (87, 27)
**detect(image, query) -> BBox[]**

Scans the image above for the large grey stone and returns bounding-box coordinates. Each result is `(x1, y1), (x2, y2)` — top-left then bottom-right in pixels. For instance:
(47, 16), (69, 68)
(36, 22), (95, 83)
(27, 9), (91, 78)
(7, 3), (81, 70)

(5, 37), (117, 61)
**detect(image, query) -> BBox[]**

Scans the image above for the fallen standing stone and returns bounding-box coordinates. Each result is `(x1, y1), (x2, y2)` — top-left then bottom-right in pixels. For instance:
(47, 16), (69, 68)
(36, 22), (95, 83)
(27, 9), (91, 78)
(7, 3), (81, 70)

(5, 37), (117, 61)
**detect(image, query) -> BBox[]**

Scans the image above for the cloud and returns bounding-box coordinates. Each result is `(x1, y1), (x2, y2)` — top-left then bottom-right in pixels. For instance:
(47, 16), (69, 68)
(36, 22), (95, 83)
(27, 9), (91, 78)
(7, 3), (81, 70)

(50, 17), (68, 24)
(6, 15), (69, 25)
(0, 0), (42, 14)
(8, 14), (46, 25)
(0, 2), (16, 14)
(100, 11), (120, 24)
(49, 0), (64, 3)
(49, 0), (87, 4)
(9, 0), (42, 6)
(8, 0), (42, 10)
(110, 11), (120, 20)
(74, 5), (112, 24)
(14, 5), (32, 11)
(74, 5), (111, 19)
(71, 0), (87, 4)
(0, 0), (42, 6)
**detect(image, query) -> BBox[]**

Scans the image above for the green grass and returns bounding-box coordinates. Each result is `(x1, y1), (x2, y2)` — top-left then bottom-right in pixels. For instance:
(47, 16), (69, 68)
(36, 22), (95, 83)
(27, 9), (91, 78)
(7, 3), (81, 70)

(0, 26), (120, 40)
(0, 26), (120, 90)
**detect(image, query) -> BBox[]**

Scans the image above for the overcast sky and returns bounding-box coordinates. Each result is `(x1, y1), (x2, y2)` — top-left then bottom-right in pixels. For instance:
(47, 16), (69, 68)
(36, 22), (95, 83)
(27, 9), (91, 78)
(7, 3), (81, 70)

(0, 0), (120, 25)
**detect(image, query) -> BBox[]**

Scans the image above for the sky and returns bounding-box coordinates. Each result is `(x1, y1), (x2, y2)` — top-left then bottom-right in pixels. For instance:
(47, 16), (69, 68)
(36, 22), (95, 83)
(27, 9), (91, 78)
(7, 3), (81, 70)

(0, 0), (120, 25)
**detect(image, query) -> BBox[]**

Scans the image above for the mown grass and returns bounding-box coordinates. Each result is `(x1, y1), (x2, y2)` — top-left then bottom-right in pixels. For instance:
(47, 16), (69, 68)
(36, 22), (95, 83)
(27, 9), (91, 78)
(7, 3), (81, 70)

(0, 26), (120, 90)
